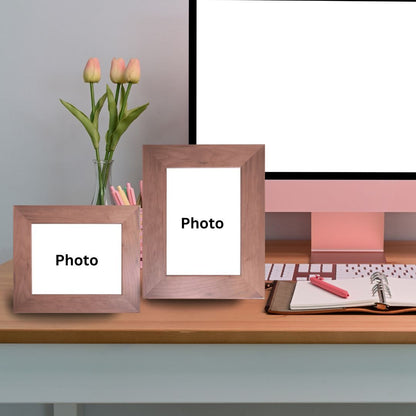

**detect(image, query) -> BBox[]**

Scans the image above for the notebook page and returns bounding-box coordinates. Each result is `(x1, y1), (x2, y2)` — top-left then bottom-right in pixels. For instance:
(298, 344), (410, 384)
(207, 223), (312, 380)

(290, 279), (375, 310)
(385, 278), (416, 307)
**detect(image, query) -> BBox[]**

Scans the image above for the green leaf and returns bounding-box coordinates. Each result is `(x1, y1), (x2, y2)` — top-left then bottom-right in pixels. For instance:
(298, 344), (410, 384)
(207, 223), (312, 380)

(110, 103), (149, 151)
(106, 85), (118, 143)
(93, 92), (107, 130)
(105, 131), (110, 152)
(60, 99), (100, 149)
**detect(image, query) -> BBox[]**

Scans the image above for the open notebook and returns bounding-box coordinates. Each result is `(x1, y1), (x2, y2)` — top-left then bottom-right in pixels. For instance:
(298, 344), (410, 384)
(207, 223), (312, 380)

(265, 272), (416, 314)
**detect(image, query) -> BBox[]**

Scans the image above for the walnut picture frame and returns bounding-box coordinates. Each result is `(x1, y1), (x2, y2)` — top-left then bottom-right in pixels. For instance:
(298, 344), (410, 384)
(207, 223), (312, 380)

(142, 145), (265, 299)
(13, 206), (140, 313)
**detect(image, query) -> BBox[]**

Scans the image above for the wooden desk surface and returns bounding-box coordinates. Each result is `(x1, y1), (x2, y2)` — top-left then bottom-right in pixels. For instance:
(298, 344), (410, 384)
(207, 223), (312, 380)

(2, 240), (416, 344)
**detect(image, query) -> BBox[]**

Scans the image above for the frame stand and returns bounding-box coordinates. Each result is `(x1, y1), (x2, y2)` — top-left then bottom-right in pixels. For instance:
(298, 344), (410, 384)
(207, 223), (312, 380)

(310, 212), (386, 264)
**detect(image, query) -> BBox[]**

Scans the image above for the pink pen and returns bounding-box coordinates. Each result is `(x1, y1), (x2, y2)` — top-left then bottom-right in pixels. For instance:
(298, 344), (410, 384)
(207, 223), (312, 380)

(110, 186), (122, 206)
(310, 275), (349, 298)
(126, 182), (136, 205)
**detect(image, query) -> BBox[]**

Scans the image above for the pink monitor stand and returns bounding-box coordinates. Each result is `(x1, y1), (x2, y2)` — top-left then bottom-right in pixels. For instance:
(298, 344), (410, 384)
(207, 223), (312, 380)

(310, 212), (385, 263)
(266, 180), (416, 264)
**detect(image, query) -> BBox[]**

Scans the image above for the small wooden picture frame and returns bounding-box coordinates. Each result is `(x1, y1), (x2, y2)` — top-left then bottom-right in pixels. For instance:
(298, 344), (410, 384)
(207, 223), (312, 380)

(142, 145), (265, 299)
(13, 206), (140, 313)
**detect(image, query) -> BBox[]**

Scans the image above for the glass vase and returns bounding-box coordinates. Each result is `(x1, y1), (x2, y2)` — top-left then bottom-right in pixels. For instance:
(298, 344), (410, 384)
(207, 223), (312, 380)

(91, 159), (114, 205)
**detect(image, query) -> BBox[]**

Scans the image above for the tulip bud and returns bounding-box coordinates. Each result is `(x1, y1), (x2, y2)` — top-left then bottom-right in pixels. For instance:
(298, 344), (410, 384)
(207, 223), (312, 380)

(124, 58), (141, 84)
(83, 57), (101, 83)
(110, 58), (126, 84)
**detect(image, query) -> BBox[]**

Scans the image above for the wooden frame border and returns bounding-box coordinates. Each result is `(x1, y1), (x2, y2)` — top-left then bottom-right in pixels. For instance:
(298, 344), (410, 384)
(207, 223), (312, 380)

(13, 206), (140, 313)
(142, 145), (265, 299)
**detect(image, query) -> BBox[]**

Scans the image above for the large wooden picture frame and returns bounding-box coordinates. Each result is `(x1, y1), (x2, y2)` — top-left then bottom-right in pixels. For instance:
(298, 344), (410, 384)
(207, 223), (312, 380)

(13, 206), (140, 313)
(142, 145), (265, 299)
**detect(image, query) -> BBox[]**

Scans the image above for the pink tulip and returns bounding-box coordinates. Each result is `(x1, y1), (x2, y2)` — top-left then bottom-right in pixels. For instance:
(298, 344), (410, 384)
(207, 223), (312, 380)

(110, 58), (126, 84)
(83, 57), (101, 83)
(124, 58), (141, 84)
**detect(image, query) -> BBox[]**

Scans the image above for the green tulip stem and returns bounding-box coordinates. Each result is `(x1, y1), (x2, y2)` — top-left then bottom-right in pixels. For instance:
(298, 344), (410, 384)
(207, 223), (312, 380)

(119, 82), (132, 120)
(94, 148), (104, 205)
(114, 84), (121, 107)
(89, 82), (96, 122)
(98, 149), (114, 204)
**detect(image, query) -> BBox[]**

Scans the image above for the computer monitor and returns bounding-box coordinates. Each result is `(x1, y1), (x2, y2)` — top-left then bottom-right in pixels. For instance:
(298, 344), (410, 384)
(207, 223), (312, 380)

(190, 0), (416, 262)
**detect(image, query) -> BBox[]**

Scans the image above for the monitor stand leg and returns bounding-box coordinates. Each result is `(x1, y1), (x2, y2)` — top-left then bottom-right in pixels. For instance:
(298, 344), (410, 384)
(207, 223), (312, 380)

(310, 212), (386, 264)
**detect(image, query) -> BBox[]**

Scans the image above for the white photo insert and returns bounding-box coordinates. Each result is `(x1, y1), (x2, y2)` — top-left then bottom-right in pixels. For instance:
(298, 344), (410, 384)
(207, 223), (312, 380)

(31, 223), (122, 295)
(166, 167), (241, 276)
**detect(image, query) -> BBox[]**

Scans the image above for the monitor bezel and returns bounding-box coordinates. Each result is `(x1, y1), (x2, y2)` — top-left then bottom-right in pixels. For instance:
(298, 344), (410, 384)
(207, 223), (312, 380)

(189, 0), (416, 180)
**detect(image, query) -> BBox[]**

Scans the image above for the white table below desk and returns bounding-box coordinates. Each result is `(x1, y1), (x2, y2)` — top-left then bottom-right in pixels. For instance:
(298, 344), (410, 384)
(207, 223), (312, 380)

(1, 344), (416, 416)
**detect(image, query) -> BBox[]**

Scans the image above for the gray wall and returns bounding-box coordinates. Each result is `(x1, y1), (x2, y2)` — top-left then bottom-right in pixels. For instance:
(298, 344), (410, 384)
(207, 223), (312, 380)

(0, 0), (188, 263)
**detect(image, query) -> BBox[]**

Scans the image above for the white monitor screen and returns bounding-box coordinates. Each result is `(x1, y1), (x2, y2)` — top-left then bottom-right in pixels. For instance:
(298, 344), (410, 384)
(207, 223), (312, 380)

(194, 0), (416, 177)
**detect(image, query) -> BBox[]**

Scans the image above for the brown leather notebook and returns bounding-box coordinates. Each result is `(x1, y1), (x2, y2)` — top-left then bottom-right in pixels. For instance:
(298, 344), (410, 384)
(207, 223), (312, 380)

(265, 280), (416, 315)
